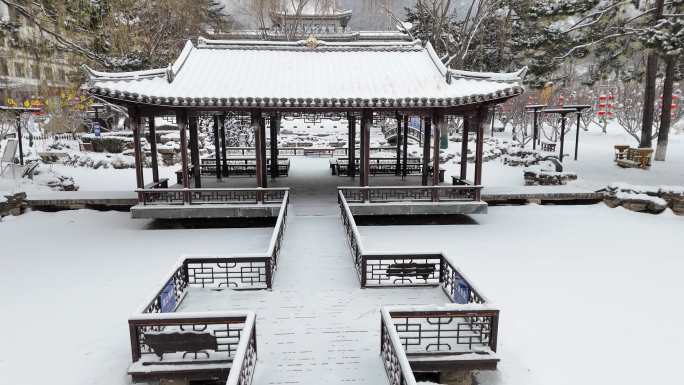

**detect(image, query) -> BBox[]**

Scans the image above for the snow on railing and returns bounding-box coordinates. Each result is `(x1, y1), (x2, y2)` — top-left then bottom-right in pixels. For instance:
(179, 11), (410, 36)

(380, 304), (500, 385)
(339, 190), (499, 382)
(338, 185), (483, 203)
(137, 187), (288, 205)
(127, 191), (289, 384)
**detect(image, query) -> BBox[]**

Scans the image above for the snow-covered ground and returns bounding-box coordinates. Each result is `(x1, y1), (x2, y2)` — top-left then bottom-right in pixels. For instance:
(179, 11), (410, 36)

(0, 211), (272, 385)
(1, 202), (682, 385)
(360, 204), (683, 385)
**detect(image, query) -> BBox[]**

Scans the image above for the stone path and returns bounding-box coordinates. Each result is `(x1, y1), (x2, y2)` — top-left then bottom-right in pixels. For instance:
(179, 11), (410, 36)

(179, 159), (447, 385)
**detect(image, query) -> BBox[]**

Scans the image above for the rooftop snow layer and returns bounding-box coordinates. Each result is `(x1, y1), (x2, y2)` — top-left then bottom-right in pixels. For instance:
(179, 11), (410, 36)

(83, 38), (525, 109)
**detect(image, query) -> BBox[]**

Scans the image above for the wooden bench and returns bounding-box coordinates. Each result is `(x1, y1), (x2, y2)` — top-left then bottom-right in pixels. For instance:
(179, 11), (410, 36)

(332, 157), (423, 176)
(198, 157), (291, 177)
(614, 145), (630, 161)
(144, 178), (169, 189)
(541, 142), (556, 152)
(616, 147), (653, 169)
(451, 177), (473, 186)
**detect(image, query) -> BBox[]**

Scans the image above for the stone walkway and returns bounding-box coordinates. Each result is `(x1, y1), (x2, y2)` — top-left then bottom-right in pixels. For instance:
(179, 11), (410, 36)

(179, 159), (447, 385)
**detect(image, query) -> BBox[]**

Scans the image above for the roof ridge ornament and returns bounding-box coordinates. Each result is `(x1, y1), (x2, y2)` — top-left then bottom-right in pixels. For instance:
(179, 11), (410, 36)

(166, 63), (175, 83)
(305, 35), (319, 49)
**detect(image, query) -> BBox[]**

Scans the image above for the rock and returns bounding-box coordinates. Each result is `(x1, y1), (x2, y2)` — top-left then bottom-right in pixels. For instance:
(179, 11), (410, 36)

(524, 167), (577, 186)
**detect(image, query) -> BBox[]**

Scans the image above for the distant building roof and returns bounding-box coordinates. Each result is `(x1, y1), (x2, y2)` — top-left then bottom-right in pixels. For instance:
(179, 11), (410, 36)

(83, 38), (525, 110)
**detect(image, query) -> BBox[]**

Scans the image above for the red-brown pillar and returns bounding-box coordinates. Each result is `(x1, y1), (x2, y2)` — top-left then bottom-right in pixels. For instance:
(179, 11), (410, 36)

(269, 114), (280, 178)
(188, 115), (201, 188)
(219, 115), (228, 176)
(148, 115), (159, 183)
(361, 110), (372, 187)
(213, 115), (221, 179)
(474, 107), (487, 200)
(432, 110), (443, 187)
(395, 113), (402, 175)
(402, 115), (409, 178)
(460, 115), (470, 181)
(260, 116), (268, 187)
(347, 113), (356, 177)
(129, 107), (144, 199)
(176, 110), (190, 190)
(421, 116), (432, 186)
(252, 110), (264, 192)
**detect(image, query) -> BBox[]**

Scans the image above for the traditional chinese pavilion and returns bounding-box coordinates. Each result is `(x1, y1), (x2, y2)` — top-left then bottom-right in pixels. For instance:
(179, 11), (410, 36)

(83, 36), (525, 218)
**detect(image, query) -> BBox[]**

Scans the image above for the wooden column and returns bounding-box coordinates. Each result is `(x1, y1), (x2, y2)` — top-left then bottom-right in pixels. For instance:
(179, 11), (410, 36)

(460, 115), (470, 180)
(252, 110), (264, 190)
(260, 117), (267, 187)
(269, 114), (279, 178)
(361, 110), (372, 187)
(148, 115), (159, 183)
(395, 113), (402, 175)
(220, 115), (228, 176)
(177, 110), (190, 190)
(213, 115), (221, 179)
(129, 107), (144, 195)
(402, 115), (409, 178)
(15, 115), (24, 166)
(558, 113), (567, 163)
(188, 115), (201, 188)
(421, 116), (432, 186)
(474, 107), (487, 197)
(574, 113), (581, 161)
(432, 110), (443, 186)
(347, 113), (356, 177)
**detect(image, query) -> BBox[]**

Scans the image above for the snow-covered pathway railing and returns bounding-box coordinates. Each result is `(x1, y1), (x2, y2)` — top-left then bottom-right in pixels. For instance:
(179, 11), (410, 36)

(127, 311), (256, 383)
(339, 190), (499, 382)
(339, 185), (483, 203)
(137, 187), (288, 205)
(215, 146), (397, 157)
(126, 191), (288, 384)
(338, 190), (487, 297)
(380, 305), (500, 385)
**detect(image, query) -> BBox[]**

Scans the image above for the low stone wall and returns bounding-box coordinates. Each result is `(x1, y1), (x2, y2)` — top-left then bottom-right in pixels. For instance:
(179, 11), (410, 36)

(604, 183), (684, 215)
(0, 192), (27, 217)
(524, 167), (577, 186)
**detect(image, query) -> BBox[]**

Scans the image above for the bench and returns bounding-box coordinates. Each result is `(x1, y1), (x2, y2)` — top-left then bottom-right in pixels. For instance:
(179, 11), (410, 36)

(614, 145), (630, 161)
(331, 157), (423, 176)
(616, 147), (653, 169)
(144, 178), (169, 189)
(541, 142), (557, 152)
(198, 157), (291, 177)
(451, 177), (474, 186)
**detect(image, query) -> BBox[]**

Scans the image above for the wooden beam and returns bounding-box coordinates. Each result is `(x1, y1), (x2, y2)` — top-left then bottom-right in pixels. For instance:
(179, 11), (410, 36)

(421, 116), (432, 186)
(213, 115), (221, 179)
(177, 110), (190, 189)
(188, 115), (201, 188)
(148, 115), (159, 183)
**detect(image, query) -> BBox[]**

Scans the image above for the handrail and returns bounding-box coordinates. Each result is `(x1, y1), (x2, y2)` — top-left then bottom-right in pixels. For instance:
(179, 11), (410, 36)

(225, 312), (257, 385)
(381, 308), (418, 385)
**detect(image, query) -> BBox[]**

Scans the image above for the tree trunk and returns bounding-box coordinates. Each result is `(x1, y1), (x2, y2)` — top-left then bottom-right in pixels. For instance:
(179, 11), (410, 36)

(639, 0), (665, 148)
(655, 57), (676, 161)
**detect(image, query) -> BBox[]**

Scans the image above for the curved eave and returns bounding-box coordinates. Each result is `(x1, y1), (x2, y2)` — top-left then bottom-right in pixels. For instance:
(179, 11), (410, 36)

(86, 86), (525, 109)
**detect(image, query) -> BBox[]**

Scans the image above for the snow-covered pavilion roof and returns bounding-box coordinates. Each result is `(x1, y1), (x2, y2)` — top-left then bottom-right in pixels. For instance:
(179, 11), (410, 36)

(83, 38), (525, 110)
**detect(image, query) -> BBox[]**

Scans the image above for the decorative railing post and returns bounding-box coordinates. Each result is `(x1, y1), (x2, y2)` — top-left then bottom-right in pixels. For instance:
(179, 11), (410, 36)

(265, 258), (272, 289)
(360, 255), (367, 288)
